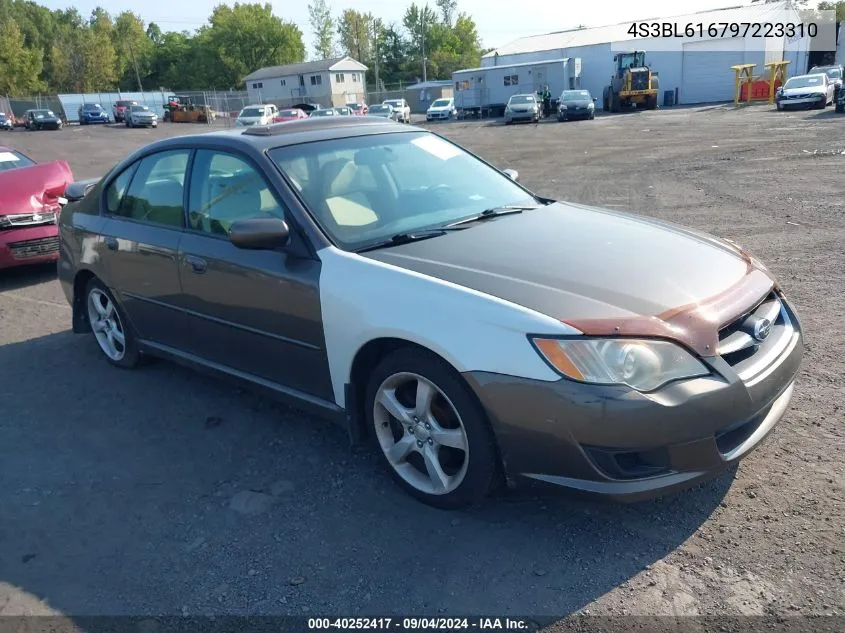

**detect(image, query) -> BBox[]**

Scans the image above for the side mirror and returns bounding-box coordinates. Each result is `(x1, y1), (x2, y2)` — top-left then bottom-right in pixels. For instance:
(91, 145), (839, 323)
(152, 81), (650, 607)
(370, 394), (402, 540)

(502, 168), (519, 182)
(229, 217), (291, 250)
(593, 97), (598, 102)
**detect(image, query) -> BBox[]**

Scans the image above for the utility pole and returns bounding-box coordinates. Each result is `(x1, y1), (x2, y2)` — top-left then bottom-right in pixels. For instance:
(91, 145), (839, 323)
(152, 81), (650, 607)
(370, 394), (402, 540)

(128, 39), (143, 92)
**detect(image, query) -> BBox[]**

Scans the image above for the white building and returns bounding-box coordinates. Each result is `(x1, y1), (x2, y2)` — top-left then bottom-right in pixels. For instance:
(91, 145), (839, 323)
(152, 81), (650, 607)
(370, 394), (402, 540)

(476, 2), (814, 106)
(243, 56), (368, 108)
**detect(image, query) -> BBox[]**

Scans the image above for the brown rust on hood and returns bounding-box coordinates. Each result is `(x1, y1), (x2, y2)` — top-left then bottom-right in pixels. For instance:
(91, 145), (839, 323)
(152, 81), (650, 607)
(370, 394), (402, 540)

(562, 268), (775, 357)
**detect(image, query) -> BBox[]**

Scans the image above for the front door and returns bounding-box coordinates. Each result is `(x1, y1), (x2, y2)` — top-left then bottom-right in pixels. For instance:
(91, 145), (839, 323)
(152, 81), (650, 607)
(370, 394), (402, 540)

(176, 148), (333, 402)
(97, 149), (191, 349)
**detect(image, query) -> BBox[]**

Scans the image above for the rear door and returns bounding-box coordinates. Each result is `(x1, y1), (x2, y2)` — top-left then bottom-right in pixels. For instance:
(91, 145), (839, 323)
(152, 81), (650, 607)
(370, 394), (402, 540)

(96, 149), (191, 349)
(175, 148), (332, 401)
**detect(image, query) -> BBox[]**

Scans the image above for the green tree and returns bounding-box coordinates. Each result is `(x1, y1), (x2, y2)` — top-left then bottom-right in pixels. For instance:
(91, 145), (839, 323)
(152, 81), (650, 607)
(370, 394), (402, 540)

(114, 11), (151, 90)
(308, 0), (336, 60)
(146, 22), (163, 46)
(204, 2), (305, 89)
(0, 18), (45, 95)
(818, 1), (845, 22)
(337, 9), (372, 63)
(435, 0), (457, 26)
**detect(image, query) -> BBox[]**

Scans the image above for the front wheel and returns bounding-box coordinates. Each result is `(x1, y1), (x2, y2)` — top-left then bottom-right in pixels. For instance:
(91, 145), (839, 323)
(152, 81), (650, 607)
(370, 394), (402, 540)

(366, 348), (500, 510)
(85, 278), (143, 369)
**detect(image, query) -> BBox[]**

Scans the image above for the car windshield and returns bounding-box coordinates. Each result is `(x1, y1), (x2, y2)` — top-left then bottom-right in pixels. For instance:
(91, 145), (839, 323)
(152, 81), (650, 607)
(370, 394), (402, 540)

(131, 105), (150, 112)
(0, 150), (36, 173)
(269, 131), (537, 251)
(0, 113), (7, 120)
(83, 104), (103, 110)
(33, 110), (53, 117)
(509, 95), (535, 104)
(279, 110), (299, 116)
(117, 101), (135, 107)
(370, 105), (390, 112)
(431, 99), (451, 107)
(561, 90), (591, 100)
(312, 109), (335, 116)
(240, 108), (264, 117)
(384, 100), (402, 107)
(350, 104), (364, 110)
(785, 75), (825, 89)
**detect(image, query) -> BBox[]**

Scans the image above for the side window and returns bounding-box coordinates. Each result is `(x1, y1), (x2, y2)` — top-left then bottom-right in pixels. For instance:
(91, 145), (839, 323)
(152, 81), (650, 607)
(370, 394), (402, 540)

(114, 150), (190, 228)
(105, 162), (140, 213)
(188, 150), (286, 236)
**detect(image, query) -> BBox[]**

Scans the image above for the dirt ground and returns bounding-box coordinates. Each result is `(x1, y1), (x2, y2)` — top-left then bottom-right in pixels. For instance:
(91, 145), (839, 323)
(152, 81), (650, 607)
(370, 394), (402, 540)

(0, 106), (842, 622)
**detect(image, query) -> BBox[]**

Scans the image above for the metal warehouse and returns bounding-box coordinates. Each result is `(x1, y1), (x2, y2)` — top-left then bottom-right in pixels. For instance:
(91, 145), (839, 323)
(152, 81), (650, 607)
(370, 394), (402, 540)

(463, 1), (819, 107)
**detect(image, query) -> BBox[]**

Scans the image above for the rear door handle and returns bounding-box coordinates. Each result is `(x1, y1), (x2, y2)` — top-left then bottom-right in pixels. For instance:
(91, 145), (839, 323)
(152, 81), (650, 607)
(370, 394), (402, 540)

(185, 255), (207, 274)
(104, 236), (118, 250)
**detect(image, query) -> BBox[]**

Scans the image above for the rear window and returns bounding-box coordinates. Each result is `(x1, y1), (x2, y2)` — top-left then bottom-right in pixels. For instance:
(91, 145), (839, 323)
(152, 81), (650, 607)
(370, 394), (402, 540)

(0, 150), (36, 173)
(240, 107), (264, 117)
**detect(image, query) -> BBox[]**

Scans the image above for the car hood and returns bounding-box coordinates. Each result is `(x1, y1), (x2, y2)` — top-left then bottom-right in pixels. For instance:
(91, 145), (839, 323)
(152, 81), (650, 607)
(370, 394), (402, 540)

(782, 85), (825, 96)
(508, 103), (535, 110)
(428, 105), (452, 111)
(0, 160), (73, 215)
(361, 202), (776, 356)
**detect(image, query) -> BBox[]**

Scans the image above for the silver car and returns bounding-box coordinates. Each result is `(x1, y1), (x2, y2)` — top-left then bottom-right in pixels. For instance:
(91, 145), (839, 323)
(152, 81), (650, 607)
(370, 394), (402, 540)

(367, 104), (397, 120)
(125, 105), (158, 128)
(504, 94), (540, 124)
(776, 73), (835, 110)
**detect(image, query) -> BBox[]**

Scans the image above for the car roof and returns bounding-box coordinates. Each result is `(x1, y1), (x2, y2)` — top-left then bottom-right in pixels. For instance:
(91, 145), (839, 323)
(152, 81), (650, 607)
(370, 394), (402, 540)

(138, 117), (419, 154)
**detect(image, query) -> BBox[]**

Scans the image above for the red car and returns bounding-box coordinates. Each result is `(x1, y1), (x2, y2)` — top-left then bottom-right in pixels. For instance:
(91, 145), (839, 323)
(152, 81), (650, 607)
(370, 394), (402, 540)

(112, 100), (138, 123)
(0, 146), (73, 269)
(349, 103), (368, 116)
(272, 108), (308, 123)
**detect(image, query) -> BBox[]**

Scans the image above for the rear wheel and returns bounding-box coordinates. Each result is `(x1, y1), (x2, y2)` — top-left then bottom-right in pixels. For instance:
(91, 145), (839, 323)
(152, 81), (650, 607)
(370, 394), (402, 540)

(366, 348), (500, 510)
(610, 92), (620, 113)
(85, 278), (143, 369)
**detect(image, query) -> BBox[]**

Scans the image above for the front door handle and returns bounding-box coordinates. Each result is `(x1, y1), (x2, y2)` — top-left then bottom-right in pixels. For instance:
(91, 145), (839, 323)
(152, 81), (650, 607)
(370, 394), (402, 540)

(185, 254), (207, 274)
(104, 236), (118, 251)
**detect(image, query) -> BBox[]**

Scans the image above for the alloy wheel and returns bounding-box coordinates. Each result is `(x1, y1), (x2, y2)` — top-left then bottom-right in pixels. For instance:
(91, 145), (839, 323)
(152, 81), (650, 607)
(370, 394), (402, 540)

(373, 372), (470, 496)
(87, 288), (126, 361)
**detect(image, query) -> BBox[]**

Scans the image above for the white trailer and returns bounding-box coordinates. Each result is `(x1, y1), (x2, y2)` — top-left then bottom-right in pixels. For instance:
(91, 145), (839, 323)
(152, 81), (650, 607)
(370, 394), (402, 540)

(452, 57), (582, 116)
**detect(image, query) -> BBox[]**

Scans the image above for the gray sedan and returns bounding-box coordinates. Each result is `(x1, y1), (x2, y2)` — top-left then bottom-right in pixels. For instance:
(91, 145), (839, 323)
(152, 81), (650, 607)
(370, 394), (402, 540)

(125, 105), (158, 128)
(557, 89), (597, 121)
(57, 117), (803, 510)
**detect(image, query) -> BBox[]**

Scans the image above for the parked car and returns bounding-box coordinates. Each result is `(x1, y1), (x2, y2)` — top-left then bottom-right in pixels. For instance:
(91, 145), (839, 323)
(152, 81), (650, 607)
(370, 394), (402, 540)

(809, 64), (843, 97)
(0, 112), (12, 131)
(78, 103), (110, 125)
(125, 105), (158, 128)
(57, 117), (803, 510)
(24, 109), (63, 130)
(112, 100), (138, 123)
(383, 98), (411, 123)
(367, 104), (396, 120)
(334, 106), (354, 116)
(504, 94), (540, 124)
(309, 108), (337, 117)
(273, 108), (308, 123)
(349, 103), (368, 116)
(426, 97), (457, 121)
(0, 146), (73, 269)
(776, 73), (835, 110)
(557, 89), (597, 121)
(236, 104), (278, 127)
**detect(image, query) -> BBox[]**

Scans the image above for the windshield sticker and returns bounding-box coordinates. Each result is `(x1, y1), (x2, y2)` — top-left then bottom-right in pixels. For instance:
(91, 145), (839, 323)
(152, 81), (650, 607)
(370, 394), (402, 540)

(411, 135), (461, 161)
(0, 152), (20, 163)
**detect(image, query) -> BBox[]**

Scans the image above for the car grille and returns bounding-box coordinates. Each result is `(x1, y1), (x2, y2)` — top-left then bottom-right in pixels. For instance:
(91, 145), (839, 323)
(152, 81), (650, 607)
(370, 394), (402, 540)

(9, 236), (60, 259)
(631, 70), (650, 91)
(784, 93), (812, 100)
(716, 290), (797, 384)
(0, 212), (57, 229)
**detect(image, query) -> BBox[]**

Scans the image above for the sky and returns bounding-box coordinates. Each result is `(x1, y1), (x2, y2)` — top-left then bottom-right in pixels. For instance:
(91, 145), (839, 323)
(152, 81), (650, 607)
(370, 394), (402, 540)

(39, 0), (775, 52)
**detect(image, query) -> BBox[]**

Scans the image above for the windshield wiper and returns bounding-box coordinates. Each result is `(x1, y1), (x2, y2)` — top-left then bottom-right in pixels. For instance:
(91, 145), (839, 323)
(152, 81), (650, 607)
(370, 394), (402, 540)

(356, 228), (463, 253)
(446, 204), (542, 228)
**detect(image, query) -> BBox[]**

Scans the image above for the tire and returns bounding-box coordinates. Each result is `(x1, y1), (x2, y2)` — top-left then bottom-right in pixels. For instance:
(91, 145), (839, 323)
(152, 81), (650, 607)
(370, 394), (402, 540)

(84, 277), (143, 369)
(836, 102), (844, 114)
(365, 347), (500, 510)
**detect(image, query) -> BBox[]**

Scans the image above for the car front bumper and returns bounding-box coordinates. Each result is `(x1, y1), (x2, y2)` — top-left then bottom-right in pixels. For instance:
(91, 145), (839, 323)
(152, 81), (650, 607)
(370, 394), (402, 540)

(0, 225), (61, 269)
(463, 297), (804, 501)
(505, 111), (539, 122)
(427, 111), (453, 120)
(559, 108), (594, 119)
(778, 94), (826, 108)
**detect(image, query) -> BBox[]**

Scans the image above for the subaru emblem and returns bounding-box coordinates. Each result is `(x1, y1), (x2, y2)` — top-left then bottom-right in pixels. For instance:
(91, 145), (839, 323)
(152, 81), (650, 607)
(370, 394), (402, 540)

(753, 318), (772, 342)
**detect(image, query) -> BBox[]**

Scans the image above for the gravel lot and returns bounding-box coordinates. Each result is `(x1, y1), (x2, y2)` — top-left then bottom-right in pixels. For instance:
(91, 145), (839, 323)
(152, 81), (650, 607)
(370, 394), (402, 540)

(1, 107), (843, 622)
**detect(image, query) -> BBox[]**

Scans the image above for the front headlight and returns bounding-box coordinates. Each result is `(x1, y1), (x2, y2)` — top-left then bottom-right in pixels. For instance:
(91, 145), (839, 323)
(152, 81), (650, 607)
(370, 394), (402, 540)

(588, 102), (595, 109)
(531, 337), (709, 392)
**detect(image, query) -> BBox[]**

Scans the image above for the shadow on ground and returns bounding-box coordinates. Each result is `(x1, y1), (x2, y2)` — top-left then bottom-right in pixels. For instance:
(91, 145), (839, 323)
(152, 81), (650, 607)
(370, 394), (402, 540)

(0, 263), (57, 292)
(0, 329), (731, 618)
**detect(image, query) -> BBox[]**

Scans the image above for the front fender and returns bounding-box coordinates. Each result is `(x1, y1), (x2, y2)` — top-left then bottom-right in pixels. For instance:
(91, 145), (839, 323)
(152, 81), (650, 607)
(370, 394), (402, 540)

(317, 246), (577, 408)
